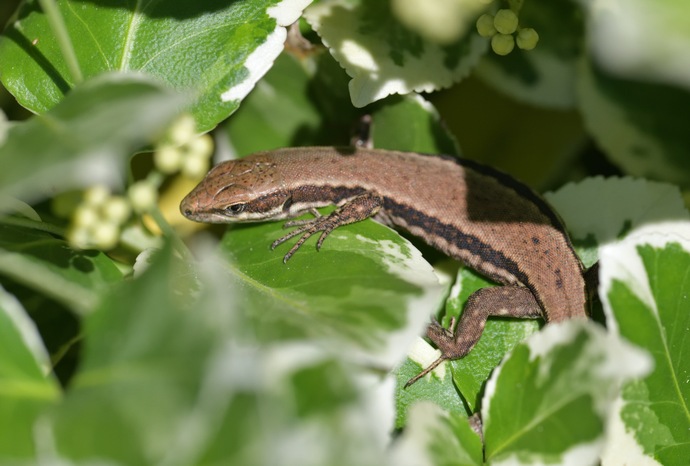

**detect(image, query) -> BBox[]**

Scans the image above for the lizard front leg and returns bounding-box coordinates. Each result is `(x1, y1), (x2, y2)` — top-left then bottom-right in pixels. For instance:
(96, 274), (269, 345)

(405, 285), (542, 387)
(272, 193), (383, 262)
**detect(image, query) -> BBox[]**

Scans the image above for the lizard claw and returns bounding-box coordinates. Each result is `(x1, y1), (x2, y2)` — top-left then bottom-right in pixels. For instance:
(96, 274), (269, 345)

(273, 215), (339, 262)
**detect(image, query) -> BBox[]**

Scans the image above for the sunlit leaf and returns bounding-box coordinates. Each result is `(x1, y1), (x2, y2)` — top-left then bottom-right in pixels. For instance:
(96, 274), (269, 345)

(599, 223), (690, 465)
(304, 0), (487, 107)
(0, 286), (60, 459)
(0, 0), (313, 130)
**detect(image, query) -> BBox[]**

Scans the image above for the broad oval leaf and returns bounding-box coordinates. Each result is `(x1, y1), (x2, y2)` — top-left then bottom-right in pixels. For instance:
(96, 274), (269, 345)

(0, 286), (60, 459)
(599, 223), (690, 465)
(577, 57), (690, 188)
(577, 0), (690, 92)
(49, 243), (396, 465)
(0, 223), (123, 315)
(545, 177), (690, 248)
(0, 72), (186, 207)
(304, 0), (487, 108)
(223, 51), (358, 155)
(482, 320), (651, 466)
(218, 212), (446, 368)
(370, 93), (460, 155)
(0, 0), (313, 130)
(390, 401), (483, 466)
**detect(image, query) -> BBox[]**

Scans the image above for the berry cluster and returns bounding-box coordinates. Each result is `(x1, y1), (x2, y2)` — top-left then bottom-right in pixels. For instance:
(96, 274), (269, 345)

(68, 114), (214, 251)
(68, 185), (132, 250)
(153, 114), (214, 179)
(476, 8), (539, 56)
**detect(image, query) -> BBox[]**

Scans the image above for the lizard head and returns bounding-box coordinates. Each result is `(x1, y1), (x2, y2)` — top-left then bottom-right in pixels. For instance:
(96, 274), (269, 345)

(180, 153), (289, 223)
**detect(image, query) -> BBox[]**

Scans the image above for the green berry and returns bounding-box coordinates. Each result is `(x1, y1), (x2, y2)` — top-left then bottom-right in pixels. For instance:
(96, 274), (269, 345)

(188, 134), (214, 159)
(68, 226), (91, 250)
(83, 185), (110, 207)
(169, 114), (197, 146)
(491, 33), (515, 56)
(182, 152), (210, 179)
(494, 9), (519, 35)
(90, 221), (120, 250)
(128, 181), (158, 213)
(476, 14), (496, 38)
(102, 196), (132, 224)
(516, 28), (539, 50)
(154, 145), (183, 174)
(73, 205), (99, 229)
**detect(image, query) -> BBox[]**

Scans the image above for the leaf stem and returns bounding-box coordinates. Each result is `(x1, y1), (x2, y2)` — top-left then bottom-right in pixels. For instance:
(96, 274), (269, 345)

(50, 332), (83, 369)
(38, 0), (83, 84)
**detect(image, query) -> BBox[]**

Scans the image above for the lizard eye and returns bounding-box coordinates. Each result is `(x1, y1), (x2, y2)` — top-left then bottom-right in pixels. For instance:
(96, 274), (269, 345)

(226, 203), (246, 214)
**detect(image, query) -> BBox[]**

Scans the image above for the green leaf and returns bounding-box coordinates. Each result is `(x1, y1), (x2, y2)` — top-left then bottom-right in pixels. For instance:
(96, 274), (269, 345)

(0, 286), (60, 459)
(577, 0), (690, 91)
(395, 339), (469, 429)
(390, 401), (483, 466)
(41, 243), (397, 465)
(599, 223), (690, 464)
(370, 94), (460, 155)
(0, 73), (186, 207)
(545, 177), (690, 247)
(0, 223), (123, 315)
(223, 51), (358, 154)
(577, 57), (690, 188)
(0, 0), (312, 130)
(219, 211), (446, 367)
(49, 243), (225, 463)
(483, 320), (651, 465)
(304, 0), (487, 107)
(476, 0), (584, 108)
(398, 267), (539, 419)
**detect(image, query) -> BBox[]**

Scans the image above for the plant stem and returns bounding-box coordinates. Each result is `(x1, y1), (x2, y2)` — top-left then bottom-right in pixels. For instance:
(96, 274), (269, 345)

(38, 0), (83, 84)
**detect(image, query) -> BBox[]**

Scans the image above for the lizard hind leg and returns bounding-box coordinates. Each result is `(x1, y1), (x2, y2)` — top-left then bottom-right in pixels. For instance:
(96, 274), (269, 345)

(405, 285), (542, 387)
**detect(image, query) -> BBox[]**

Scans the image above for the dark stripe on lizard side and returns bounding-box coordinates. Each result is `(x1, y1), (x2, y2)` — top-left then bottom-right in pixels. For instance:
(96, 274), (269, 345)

(442, 155), (569, 231)
(382, 198), (534, 291)
(290, 184), (369, 204)
(238, 185), (368, 214)
(252, 182), (537, 294)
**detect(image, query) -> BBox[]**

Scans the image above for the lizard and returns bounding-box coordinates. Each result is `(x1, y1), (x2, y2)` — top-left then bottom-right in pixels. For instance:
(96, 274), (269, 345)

(180, 146), (589, 386)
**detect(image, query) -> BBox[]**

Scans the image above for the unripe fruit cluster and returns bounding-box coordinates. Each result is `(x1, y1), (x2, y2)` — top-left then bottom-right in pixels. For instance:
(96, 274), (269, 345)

(154, 114), (214, 179)
(68, 186), (133, 250)
(476, 9), (539, 56)
(68, 114), (214, 251)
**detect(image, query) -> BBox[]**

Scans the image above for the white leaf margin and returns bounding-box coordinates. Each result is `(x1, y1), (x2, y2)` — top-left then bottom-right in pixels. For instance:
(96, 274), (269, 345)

(575, 0), (690, 92)
(545, 176), (690, 247)
(389, 400), (481, 466)
(348, 234), (448, 368)
(0, 285), (52, 375)
(220, 0), (314, 103)
(599, 221), (690, 333)
(304, 0), (488, 108)
(482, 320), (652, 466)
(597, 221), (690, 465)
(575, 56), (689, 185)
